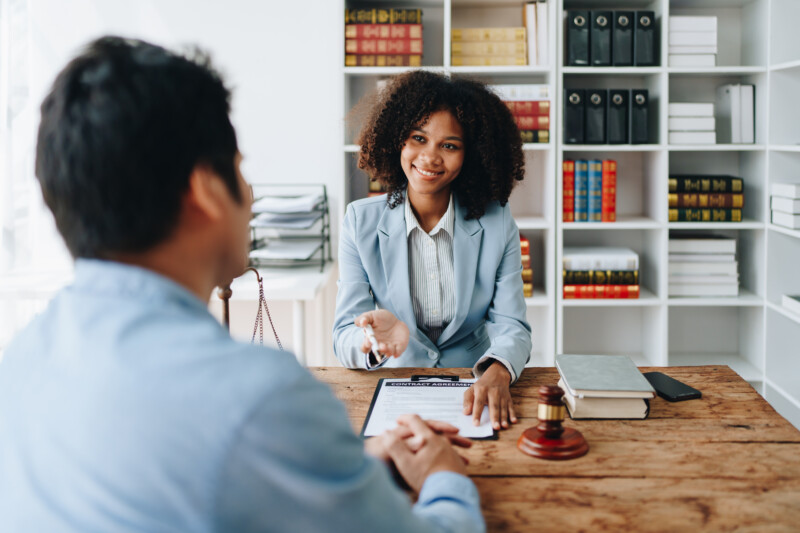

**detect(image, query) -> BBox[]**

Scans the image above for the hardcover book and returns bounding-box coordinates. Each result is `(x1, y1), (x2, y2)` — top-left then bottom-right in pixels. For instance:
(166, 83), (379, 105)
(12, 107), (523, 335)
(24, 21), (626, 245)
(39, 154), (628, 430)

(771, 196), (800, 213)
(563, 269), (639, 285)
(505, 101), (550, 116)
(558, 379), (649, 420)
(669, 175), (743, 193)
(771, 183), (800, 199)
(555, 354), (655, 399)
(588, 160), (602, 222)
(345, 24), (422, 39)
(669, 208), (742, 222)
(562, 247), (639, 270)
(451, 56), (527, 66)
(772, 211), (800, 229)
(515, 115), (549, 130)
(668, 193), (743, 208)
(345, 8), (422, 24)
(563, 285), (640, 299)
(451, 27), (526, 42)
(519, 130), (549, 143)
(345, 55), (422, 67)
(451, 41), (526, 56)
(345, 39), (423, 55)
(574, 160), (588, 222)
(563, 160), (575, 222)
(668, 235), (736, 254)
(601, 160), (616, 222)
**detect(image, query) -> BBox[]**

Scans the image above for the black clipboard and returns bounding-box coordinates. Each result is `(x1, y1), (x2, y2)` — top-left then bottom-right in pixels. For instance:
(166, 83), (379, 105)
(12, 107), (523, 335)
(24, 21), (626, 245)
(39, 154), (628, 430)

(360, 375), (499, 440)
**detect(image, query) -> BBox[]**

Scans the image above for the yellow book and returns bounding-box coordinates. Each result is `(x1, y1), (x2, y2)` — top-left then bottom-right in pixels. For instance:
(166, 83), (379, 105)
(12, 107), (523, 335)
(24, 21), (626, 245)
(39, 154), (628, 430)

(451, 41), (526, 56)
(451, 28), (526, 42)
(451, 55), (527, 66)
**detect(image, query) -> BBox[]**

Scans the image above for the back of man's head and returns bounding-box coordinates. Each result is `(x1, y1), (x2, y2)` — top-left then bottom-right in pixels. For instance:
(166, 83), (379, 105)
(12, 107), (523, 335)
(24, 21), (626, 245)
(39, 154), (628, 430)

(36, 36), (240, 259)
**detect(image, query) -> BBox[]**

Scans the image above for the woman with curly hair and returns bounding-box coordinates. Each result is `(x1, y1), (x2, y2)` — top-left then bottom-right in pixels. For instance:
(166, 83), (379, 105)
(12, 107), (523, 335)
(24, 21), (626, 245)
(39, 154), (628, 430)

(333, 70), (532, 431)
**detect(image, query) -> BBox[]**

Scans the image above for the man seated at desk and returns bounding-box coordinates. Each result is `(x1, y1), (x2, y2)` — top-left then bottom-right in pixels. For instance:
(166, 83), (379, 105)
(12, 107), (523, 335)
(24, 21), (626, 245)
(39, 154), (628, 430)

(0, 37), (484, 533)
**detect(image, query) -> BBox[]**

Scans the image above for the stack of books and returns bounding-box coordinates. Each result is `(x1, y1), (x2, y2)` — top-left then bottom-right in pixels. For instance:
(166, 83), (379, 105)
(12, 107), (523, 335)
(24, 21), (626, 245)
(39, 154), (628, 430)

(523, 0), (549, 66)
(668, 175), (744, 222)
(563, 159), (616, 222)
(668, 234), (738, 297)
(668, 16), (717, 67)
(451, 27), (527, 66)
(668, 102), (716, 145)
(506, 100), (549, 144)
(344, 8), (423, 67)
(490, 84), (550, 143)
(562, 247), (639, 299)
(771, 183), (800, 230)
(716, 84), (755, 144)
(556, 354), (655, 419)
(520, 235), (533, 298)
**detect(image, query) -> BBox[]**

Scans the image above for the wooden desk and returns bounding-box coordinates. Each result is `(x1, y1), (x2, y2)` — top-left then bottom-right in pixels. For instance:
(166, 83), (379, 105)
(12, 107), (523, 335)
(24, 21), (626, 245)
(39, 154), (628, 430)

(312, 366), (800, 532)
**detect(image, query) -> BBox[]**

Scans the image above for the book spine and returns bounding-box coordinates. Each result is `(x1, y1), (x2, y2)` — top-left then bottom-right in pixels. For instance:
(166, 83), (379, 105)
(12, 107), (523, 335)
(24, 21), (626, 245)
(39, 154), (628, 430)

(345, 39), (423, 55)
(451, 56), (527, 66)
(522, 268), (533, 282)
(588, 160), (602, 222)
(601, 159), (617, 222)
(345, 55), (422, 67)
(451, 41), (527, 56)
(563, 160), (575, 222)
(563, 270), (639, 285)
(523, 282), (533, 298)
(668, 208), (743, 222)
(451, 27), (527, 42)
(563, 255), (639, 270)
(520, 235), (530, 255)
(563, 284), (640, 299)
(668, 193), (744, 208)
(574, 160), (588, 222)
(521, 253), (531, 269)
(345, 24), (423, 39)
(505, 100), (550, 116)
(519, 130), (549, 143)
(668, 176), (744, 193)
(515, 115), (550, 130)
(345, 9), (423, 24)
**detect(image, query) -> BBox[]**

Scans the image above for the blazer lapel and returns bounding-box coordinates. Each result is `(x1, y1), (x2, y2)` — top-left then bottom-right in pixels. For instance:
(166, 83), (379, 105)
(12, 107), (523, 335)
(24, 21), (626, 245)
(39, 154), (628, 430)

(438, 197), (483, 346)
(377, 202), (417, 330)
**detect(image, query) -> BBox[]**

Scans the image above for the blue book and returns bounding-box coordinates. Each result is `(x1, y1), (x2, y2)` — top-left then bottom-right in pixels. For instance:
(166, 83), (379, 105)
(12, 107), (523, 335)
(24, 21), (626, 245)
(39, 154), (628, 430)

(588, 159), (603, 222)
(574, 160), (588, 222)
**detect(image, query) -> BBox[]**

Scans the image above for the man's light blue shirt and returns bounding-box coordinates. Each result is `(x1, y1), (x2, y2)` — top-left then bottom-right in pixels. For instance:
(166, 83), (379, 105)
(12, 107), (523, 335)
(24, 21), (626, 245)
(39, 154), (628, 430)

(0, 259), (484, 533)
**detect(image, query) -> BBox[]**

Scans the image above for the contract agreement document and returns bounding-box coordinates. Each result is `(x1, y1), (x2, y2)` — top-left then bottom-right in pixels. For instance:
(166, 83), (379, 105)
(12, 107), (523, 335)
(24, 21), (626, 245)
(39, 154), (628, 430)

(361, 378), (495, 439)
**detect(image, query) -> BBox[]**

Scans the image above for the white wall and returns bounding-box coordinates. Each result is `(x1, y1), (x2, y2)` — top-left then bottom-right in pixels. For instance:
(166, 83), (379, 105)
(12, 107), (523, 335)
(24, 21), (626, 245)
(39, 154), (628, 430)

(5, 0), (344, 363)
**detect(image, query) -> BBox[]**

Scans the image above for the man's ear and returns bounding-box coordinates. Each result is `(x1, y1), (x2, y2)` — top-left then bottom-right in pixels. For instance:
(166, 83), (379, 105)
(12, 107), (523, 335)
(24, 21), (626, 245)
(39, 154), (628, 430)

(185, 164), (228, 221)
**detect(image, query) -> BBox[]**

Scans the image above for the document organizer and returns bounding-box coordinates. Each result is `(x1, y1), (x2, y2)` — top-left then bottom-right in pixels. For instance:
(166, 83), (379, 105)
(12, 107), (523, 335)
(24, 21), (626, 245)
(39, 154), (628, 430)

(248, 184), (332, 272)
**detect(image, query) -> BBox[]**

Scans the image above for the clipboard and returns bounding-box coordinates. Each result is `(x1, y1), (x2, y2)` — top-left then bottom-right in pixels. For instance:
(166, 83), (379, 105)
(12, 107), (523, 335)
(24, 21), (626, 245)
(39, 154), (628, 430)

(360, 375), (498, 440)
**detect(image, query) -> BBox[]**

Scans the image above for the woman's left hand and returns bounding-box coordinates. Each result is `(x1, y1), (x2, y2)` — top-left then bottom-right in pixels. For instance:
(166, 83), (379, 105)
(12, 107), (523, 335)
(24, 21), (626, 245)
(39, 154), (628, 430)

(463, 361), (517, 430)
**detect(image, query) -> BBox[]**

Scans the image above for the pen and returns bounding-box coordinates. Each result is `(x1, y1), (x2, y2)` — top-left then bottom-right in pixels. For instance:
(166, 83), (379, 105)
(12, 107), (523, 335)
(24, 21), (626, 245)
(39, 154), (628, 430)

(363, 323), (384, 361)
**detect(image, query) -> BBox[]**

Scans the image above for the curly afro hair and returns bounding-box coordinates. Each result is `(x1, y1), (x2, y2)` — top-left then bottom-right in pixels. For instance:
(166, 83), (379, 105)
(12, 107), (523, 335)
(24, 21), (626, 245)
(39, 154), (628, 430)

(355, 70), (524, 220)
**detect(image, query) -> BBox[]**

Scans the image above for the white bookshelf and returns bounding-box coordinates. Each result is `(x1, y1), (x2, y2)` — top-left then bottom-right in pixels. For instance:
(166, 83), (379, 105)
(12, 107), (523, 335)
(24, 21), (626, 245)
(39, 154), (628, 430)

(341, 0), (800, 427)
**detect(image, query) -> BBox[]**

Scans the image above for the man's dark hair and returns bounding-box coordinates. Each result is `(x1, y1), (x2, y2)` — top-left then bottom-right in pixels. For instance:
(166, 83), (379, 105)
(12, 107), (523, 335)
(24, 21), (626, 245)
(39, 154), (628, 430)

(35, 36), (240, 258)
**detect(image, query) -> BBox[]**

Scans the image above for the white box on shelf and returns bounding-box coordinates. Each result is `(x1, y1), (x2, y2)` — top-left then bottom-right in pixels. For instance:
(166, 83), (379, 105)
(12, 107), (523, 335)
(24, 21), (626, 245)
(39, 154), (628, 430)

(669, 283), (738, 297)
(716, 84), (742, 144)
(771, 183), (800, 199)
(669, 131), (717, 144)
(668, 274), (738, 284)
(782, 295), (800, 316)
(669, 16), (717, 32)
(669, 262), (738, 276)
(669, 235), (736, 254)
(669, 102), (714, 117)
(668, 253), (736, 263)
(669, 54), (715, 67)
(668, 116), (716, 131)
(772, 211), (800, 229)
(771, 196), (800, 213)
(669, 45), (718, 54)
(669, 32), (717, 46)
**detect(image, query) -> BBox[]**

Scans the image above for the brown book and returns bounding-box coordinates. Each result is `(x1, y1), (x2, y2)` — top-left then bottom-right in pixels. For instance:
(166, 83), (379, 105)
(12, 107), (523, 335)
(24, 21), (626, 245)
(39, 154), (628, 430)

(451, 27), (526, 42)
(520, 130), (549, 143)
(515, 115), (549, 130)
(563, 270), (639, 285)
(523, 283), (533, 298)
(522, 268), (533, 282)
(450, 55), (526, 66)
(345, 8), (422, 24)
(346, 39), (423, 55)
(345, 55), (422, 67)
(345, 24), (422, 40)
(668, 193), (744, 208)
(668, 175), (744, 193)
(668, 208), (743, 222)
(505, 100), (550, 116)
(563, 160), (575, 222)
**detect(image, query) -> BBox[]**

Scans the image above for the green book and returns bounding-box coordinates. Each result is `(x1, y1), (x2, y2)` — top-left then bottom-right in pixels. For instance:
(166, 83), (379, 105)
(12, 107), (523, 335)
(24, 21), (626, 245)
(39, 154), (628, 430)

(555, 354), (656, 399)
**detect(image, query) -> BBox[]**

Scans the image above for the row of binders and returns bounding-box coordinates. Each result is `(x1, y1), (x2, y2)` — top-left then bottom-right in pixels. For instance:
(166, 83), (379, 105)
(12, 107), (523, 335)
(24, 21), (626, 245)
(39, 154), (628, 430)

(564, 88), (649, 144)
(566, 10), (657, 67)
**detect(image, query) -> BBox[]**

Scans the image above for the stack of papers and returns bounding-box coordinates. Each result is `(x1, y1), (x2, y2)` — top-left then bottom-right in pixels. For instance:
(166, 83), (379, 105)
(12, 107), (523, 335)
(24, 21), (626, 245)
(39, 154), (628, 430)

(250, 211), (322, 229)
(250, 240), (321, 261)
(252, 193), (323, 214)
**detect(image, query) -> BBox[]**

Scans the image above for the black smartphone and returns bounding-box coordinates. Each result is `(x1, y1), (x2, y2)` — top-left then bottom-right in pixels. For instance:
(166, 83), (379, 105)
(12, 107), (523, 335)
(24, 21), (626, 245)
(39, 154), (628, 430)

(643, 372), (702, 402)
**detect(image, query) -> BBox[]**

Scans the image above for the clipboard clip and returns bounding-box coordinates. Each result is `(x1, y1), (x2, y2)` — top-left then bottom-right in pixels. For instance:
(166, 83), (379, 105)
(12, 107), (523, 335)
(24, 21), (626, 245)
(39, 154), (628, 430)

(411, 375), (459, 382)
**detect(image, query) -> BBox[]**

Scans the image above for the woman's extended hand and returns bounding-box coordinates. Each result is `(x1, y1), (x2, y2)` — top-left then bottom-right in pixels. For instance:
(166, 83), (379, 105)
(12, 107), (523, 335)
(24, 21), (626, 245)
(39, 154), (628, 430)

(462, 361), (517, 430)
(355, 309), (410, 358)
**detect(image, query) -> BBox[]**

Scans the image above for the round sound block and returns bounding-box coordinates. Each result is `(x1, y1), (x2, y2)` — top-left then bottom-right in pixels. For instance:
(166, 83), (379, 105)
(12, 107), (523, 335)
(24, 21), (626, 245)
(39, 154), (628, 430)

(517, 426), (589, 460)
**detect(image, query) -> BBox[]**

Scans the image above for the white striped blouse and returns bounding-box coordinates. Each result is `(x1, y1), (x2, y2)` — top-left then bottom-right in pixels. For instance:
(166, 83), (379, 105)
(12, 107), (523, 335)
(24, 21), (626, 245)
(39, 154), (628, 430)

(405, 195), (456, 343)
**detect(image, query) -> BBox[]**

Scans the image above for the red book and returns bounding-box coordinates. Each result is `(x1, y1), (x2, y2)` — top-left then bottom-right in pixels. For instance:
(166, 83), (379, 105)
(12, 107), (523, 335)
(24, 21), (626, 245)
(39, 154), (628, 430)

(345, 55), (422, 67)
(345, 24), (423, 40)
(563, 285), (639, 299)
(602, 160), (617, 222)
(520, 235), (530, 256)
(345, 38), (423, 54)
(515, 115), (549, 130)
(505, 101), (550, 116)
(563, 160), (575, 222)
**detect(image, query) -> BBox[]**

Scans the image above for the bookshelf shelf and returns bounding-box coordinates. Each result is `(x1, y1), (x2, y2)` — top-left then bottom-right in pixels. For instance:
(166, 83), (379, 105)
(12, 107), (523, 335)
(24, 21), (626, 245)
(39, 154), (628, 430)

(667, 219), (764, 230)
(563, 216), (660, 230)
(563, 144), (662, 152)
(766, 301), (800, 327)
(340, 0), (800, 426)
(668, 145), (767, 152)
(668, 288), (763, 307)
(768, 224), (800, 240)
(669, 353), (762, 382)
